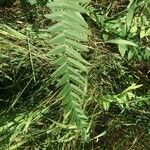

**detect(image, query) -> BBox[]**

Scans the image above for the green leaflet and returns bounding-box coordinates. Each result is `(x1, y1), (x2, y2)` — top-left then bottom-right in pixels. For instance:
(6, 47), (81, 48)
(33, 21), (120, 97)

(68, 57), (88, 72)
(64, 11), (88, 28)
(51, 62), (68, 78)
(68, 66), (86, 82)
(66, 39), (88, 52)
(63, 20), (88, 34)
(71, 84), (86, 96)
(49, 33), (65, 44)
(54, 56), (67, 65)
(46, 20), (88, 34)
(69, 74), (85, 86)
(45, 12), (64, 21)
(46, 22), (64, 33)
(48, 45), (66, 56)
(66, 47), (89, 64)
(71, 92), (81, 101)
(46, 0), (90, 133)
(46, 0), (87, 13)
(65, 29), (88, 41)
(56, 73), (69, 87)
(58, 83), (71, 98)
(62, 93), (72, 106)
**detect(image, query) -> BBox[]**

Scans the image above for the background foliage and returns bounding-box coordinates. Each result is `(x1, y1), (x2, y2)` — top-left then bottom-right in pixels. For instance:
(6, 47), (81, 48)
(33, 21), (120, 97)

(0, 0), (150, 149)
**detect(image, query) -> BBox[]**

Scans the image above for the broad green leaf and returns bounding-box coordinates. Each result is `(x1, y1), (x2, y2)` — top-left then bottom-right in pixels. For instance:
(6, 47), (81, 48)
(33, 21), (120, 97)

(130, 26), (138, 33)
(118, 44), (128, 57)
(106, 39), (138, 47)
(145, 28), (150, 36)
(128, 50), (134, 60)
(140, 30), (146, 38)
